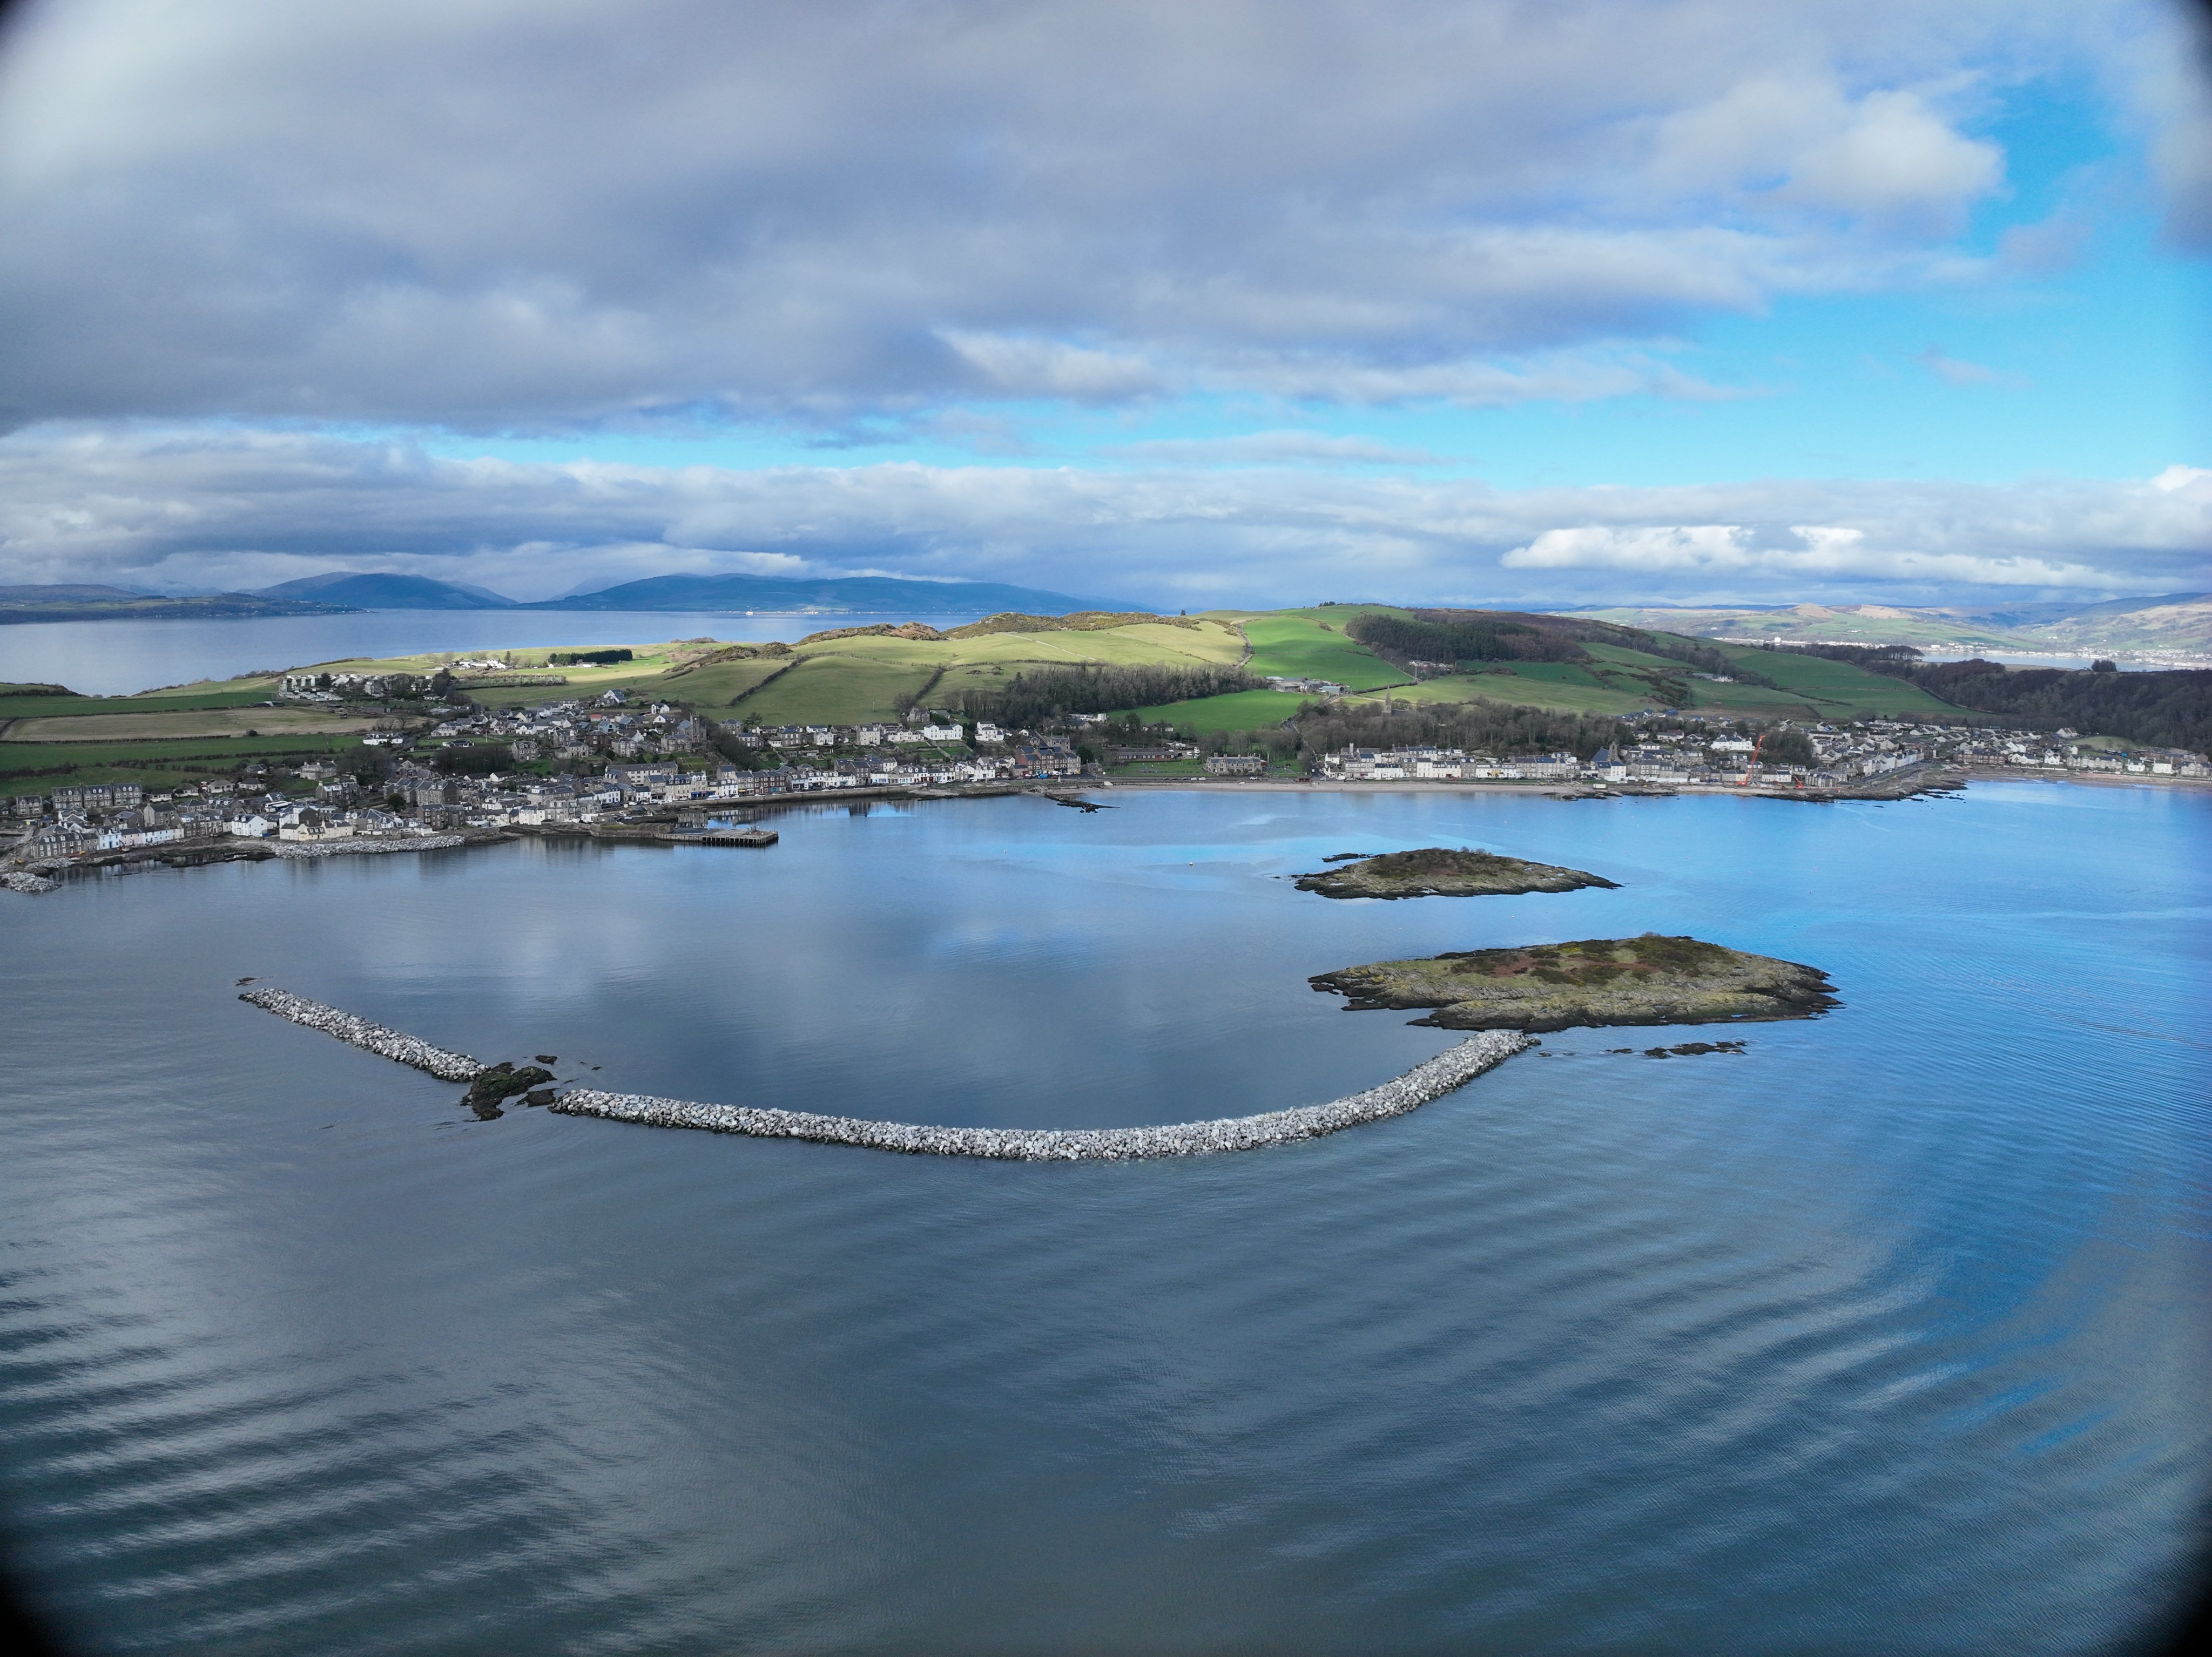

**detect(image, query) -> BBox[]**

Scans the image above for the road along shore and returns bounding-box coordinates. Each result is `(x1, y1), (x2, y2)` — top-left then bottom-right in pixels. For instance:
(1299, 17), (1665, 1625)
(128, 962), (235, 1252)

(235, 984), (1534, 1160)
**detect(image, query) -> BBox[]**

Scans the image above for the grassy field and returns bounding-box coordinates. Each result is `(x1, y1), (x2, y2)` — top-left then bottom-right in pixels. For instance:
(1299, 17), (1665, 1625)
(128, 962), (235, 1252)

(307, 620), (1250, 723)
(1350, 668), (1655, 716)
(5, 707), (388, 741)
(1130, 688), (1313, 732)
(1225, 610), (1407, 690)
(732, 656), (938, 723)
(1704, 645), (1960, 718)
(0, 677), (281, 722)
(0, 733), (367, 797)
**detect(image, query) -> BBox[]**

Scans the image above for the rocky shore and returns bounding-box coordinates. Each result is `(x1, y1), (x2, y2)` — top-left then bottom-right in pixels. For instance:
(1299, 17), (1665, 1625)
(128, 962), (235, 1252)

(1295, 846), (1617, 899)
(550, 1030), (1536, 1159)
(239, 987), (484, 1081)
(1313, 934), (1839, 1032)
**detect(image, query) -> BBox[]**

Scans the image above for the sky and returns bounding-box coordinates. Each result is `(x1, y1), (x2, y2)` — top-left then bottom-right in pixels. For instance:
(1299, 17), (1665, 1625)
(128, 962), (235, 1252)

(0, 0), (2206, 610)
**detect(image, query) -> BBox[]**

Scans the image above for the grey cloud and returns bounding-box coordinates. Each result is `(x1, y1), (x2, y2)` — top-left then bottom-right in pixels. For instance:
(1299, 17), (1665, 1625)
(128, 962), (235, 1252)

(1, 426), (2202, 607)
(0, 0), (2170, 428)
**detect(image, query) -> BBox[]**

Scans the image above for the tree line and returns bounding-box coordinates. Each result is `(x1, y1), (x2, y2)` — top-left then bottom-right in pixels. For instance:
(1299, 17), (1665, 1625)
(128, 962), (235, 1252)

(948, 662), (1260, 727)
(1757, 644), (2211, 752)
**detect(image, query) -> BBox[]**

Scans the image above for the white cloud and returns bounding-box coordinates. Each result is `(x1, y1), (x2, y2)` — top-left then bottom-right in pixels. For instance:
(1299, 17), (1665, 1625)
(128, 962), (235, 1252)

(1108, 431), (1444, 465)
(1915, 346), (2031, 388)
(2, 425), (2202, 606)
(0, 0), (2174, 428)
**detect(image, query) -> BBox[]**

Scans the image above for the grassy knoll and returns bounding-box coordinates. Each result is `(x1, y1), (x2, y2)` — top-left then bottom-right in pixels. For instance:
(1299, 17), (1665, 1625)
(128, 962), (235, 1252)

(1130, 688), (1312, 732)
(320, 620), (1248, 724)
(1228, 610), (1407, 690)
(1702, 644), (1959, 718)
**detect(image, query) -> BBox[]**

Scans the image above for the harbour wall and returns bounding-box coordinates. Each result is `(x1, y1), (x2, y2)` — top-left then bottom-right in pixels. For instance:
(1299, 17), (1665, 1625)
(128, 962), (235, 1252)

(239, 988), (484, 1082)
(235, 984), (1535, 1159)
(550, 1032), (1535, 1160)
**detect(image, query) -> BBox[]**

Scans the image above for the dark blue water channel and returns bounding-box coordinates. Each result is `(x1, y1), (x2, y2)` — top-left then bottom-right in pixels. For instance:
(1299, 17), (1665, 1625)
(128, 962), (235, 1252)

(3, 783), (2207, 1654)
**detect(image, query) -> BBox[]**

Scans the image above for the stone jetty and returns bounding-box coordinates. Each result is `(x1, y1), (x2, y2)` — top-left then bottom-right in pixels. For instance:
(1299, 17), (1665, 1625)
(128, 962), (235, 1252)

(239, 988), (483, 1081)
(234, 986), (1535, 1158)
(550, 1030), (1535, 1160)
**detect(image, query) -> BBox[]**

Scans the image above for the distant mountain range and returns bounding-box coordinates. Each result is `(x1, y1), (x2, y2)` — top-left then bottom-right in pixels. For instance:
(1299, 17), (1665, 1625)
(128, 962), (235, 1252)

(0, 584), (356, 625)
(256, 572), (520, 610)
(253, 570), (1142, 615)
(515, 572), (1143, 614)
(0, 570), (1149, 625)
(1567, 596), (2212, 661)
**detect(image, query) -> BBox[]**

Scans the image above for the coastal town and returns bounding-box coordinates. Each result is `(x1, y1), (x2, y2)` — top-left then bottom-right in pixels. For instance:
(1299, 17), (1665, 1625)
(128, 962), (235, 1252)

(4, 672), (2204, 893)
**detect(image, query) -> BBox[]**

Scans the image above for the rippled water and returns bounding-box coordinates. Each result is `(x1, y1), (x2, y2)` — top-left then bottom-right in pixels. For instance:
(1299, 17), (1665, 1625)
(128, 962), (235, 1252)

(3, 784), (2207, 1654)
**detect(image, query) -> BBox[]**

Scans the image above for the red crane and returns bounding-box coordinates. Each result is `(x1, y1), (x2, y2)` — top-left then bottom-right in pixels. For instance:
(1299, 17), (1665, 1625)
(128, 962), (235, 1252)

(1738, 733), (1766, 787)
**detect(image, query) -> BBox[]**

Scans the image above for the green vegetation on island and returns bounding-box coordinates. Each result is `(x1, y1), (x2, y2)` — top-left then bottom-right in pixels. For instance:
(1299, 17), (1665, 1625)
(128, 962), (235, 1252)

(1311, 935), (1840, 1032)
(1294, 847), (1618, 899)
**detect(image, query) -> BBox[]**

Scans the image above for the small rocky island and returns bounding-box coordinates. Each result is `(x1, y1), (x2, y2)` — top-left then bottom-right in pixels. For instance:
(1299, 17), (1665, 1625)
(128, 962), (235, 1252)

(1295, 846), (1618, 899)
(1312, 934), (1839, 1032)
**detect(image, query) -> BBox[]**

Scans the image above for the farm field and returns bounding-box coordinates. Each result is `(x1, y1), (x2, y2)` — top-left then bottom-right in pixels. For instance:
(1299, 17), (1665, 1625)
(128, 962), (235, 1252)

(1224, 610), (1406, 690)
(1704, 644), (1960, 718)
(1128, 688), (1312, 732)
(4, 707), (388, 741)
(0, 677), (282, 722)
(0, 733), (367, 797)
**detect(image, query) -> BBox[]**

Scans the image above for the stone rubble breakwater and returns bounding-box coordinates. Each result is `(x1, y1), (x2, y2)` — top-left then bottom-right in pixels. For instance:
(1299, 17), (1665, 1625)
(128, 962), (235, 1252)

(268, 834), (470, 860)
(550, 1031), (1537, 1160)
(239, 988), (484, 1082)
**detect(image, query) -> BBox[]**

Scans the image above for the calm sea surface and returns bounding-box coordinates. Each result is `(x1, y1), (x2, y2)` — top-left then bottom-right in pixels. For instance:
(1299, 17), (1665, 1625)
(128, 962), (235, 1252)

(2, 784), (2207, 1654)
(0, 612), (992, 696)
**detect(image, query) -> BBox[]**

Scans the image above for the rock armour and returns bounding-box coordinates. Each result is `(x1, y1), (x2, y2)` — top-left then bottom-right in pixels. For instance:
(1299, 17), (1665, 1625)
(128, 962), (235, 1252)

(550, 1031), (1535, 1160)
(240, 988), (483, 1081)
(268, 835), (469, 860)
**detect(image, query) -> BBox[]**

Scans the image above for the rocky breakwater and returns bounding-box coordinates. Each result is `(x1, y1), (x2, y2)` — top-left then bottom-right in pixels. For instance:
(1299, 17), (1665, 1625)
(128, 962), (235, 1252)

(1296, 847), (1617, 900)
(269, 834), (474, 860)
(239, 988), (484, 1081)
(1313, 934), (1838, 1033)
(551, 1031), (1536, 1160)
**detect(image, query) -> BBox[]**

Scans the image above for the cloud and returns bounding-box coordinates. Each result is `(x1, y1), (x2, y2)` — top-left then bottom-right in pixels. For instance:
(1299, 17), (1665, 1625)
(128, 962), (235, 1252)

(1108, 431), (1445, 465)
(0, 0), (2175, 429)
(1915, 346), (2031, 388)
(2, 424), (2202, 606)
(1501, 521), (2116, 587)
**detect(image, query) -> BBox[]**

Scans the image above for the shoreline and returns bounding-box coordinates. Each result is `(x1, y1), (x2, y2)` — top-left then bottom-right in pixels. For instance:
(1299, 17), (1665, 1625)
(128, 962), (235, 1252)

(10, 766), (2207, 889)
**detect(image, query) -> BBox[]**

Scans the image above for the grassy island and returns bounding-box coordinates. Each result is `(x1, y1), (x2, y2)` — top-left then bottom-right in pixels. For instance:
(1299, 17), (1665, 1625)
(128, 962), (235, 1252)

(1294, 846), (1617, 899)
(1311, 934), (1839, 1032)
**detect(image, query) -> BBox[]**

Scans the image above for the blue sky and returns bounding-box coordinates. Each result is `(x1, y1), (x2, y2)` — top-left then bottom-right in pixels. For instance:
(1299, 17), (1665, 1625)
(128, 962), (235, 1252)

(0, 0), (2204, 607)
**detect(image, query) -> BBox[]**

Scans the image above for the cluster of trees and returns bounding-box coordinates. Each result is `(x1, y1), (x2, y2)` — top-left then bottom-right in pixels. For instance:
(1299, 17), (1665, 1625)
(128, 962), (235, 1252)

(950, 663), (1259, 727)
(1910, 660), (2212, 753)
(1292, 696), (1629, 761)
(1347, 610), (1581, 667)
(430, 743), (514, 776)
(1350, 608), (1773, 689)
(1761, 644), (2210, 751)
(549, 648), (632, 666)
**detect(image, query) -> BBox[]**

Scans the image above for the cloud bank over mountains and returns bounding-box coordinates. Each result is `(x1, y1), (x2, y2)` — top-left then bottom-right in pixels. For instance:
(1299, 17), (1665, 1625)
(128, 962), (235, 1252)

(3, 429), (2202, 608)
(0, 0), (2203, 604)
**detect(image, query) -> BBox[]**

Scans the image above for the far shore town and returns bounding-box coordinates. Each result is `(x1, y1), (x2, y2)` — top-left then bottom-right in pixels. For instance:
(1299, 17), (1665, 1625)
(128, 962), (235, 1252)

(4, 683), (2207, 889)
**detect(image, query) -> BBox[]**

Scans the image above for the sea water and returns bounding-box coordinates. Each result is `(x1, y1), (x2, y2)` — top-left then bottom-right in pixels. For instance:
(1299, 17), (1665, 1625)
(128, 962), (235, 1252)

(0, 611), (993, 696)
(2, 784), (2206, 1654)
